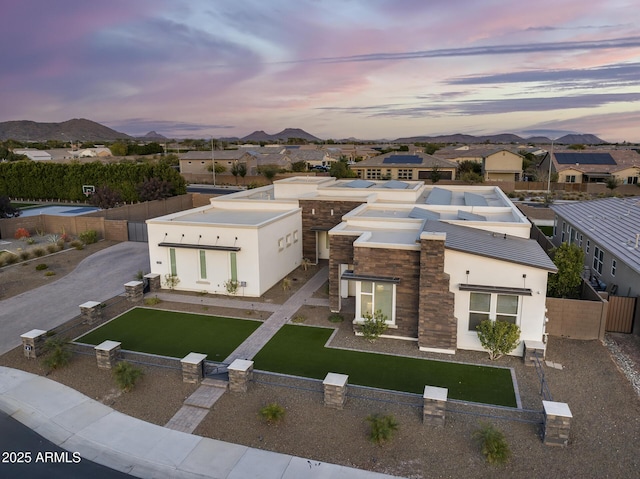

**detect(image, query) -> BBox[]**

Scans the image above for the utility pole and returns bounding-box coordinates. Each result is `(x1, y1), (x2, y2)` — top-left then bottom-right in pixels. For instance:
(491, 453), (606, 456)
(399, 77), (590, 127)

(547, 139), (554, 193)
(211, 138), (216, 186)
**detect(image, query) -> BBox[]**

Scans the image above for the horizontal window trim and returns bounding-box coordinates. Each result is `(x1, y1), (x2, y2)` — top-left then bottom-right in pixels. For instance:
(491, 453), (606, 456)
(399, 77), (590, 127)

(341, 270), (400, 284)
(459, 284), (532, 296)
(158, 242), (241, 252)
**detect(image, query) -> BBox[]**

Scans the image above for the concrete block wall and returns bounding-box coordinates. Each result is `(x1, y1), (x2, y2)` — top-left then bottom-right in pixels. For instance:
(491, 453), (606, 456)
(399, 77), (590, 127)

(545, 297), (607, 340)
(328, 234), (359, 311)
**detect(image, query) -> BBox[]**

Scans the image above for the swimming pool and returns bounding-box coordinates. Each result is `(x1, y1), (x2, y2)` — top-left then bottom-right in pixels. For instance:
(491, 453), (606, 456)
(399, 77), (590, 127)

(18, 205), (100, 217)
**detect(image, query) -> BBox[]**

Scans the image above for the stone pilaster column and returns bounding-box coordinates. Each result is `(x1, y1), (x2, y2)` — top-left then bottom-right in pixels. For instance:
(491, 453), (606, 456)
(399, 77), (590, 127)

(181, 352), (207, 383)
(95, 340), (121, 369)
(423, 386), (448, 426)
(523, 340), (546, 366)
(79, 301), (102, 325)
(228, 359), (254, 393)
(144, 273), (161, 292)
(323, 373), (348, 409)
(124, 281), (144, 302)
(543, 401), (572, 446)
(20, 329), (47, 359)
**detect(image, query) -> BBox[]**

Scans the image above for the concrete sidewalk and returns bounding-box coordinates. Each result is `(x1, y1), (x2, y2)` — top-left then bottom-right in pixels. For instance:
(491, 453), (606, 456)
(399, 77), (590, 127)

(0, 366), (401, 479)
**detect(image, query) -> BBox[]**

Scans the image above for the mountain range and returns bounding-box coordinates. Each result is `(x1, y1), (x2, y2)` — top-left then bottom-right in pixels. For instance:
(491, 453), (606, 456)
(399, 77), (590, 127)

(0, 118), (608, 145)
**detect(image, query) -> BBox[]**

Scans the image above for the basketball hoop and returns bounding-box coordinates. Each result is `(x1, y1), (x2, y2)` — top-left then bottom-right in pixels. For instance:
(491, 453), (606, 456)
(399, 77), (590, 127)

(82, 185), (95, 197)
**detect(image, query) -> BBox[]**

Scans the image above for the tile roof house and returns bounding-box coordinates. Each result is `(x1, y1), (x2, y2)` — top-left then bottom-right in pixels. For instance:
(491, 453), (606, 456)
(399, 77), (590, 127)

(351, 152), (458, 182)
(147, 177), (556, 355)
(433, 146), (524, 181)
(543, 149), (640, 184)
(550, 196), (640, 333)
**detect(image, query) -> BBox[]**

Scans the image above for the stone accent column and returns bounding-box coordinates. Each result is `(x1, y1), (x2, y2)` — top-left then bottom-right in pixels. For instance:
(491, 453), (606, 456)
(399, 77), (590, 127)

(423, 386), (448, 426)
(228, 359), (253, 393)
(418, 233), (457, 353)
(95, 340), (121, 369)
(523, 340), (546, 366)
(79, 301), (102, 325)
(542, 401), (572, 446)
(144, 273), (161, 292)
(20, 329), (47, 359)
(124, 281), (144, 302)
(181, 353), (207, 383)
(323, 373), (348, 409)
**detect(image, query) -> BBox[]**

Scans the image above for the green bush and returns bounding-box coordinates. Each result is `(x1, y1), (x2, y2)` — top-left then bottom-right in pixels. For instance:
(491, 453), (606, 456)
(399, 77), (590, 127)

(35, 263), (48, 271)
(144, 296), (161, 306)
(291, 314), (306, 323)
(366, 414), (399, 445)
(328, 313), (344, 323)
(259, 403), (286, 424)
(19, 251), (31, 261)
(70, 240), (84, 250)
(113, 361), (144, 392)
(46, 244), (58, 254)
(32, 248), (46, 257)
(476, 320), (521, 360)
(79, 229), (98, 244)
(5, 254), (18, 264)
(360, 309), (388, 342)
(44, 271), (56, 276)
(42, 337), (72, 371)
(473, 422), (511, 464)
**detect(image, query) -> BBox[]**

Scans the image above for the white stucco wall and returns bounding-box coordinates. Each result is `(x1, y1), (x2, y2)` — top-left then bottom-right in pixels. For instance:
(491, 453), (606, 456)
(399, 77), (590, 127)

(445, 250), (550, 355)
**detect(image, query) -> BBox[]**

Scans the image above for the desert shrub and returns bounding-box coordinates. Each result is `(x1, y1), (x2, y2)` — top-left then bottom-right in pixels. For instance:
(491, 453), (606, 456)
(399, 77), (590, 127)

(144, 296), (161, 306)
(113, 361), (143, 392)
(360, 309), (388, 342)
(19, 251), (31, 261)
(32, 247), (45, 257)
(70, 240), (84, 250)
(328, 313), (344, 323)
(366, 414), (399, 445)
(5, 254), (18, 264)
(14, 227), (30, 239)
(473, 422), (511, 464)
(47, 234), (60, 243)
(26, 237), (36, 245)
(301, 257), (312, 271)
(259, 403), (286, 424)
(291, 314), (306, 323)
(44, 271), (56, 276)
(46, 244), (59, 254)
(0, 257), (5, 268)
(223, 279), (238, 295)
(35, 263), (48, 271)
(79, 229), (98, 244)
(164, 274), (180, 290)
(42, 337), (72, 371)
(281, 277), (292, 291)
(476, 320), (521, 360)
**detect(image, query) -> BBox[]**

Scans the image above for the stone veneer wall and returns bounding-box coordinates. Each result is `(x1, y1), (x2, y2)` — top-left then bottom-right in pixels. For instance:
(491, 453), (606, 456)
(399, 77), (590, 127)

(353, 246), (421, 338)
(329, 234), (359, 312)
(418, 237), (457, 351)
(299, 199), (364, 259)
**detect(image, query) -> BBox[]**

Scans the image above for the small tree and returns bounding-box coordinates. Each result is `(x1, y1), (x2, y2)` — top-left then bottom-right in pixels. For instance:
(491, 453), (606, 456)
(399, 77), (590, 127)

(460, 171), (484, 184)
(231, 162), (247, 185)
(136, 177), (174, 201)
(605, 177), (622, 194)
(113, 361), (143, 392)
(360, 309), (388, 342)
(547, 242), (584, 298)
(367, 414), (399, 445)
(430, 166), (442, 184)
(224, 279), (239, 295)
(258, 165), (279, 183)
(291, 160), (307, 172)
(476, 320), (521, 360)
(164, 274), (180, 290)
(473, 422), (511, 464)
(0, 195), (20, 218)
(42, 337), (72, 371)
(89, 186), (122, 209)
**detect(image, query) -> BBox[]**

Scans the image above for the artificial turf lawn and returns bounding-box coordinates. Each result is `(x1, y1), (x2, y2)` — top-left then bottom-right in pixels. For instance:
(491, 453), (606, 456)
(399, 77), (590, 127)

(253, 325), (517, 407)
(77, 308), (261, 362)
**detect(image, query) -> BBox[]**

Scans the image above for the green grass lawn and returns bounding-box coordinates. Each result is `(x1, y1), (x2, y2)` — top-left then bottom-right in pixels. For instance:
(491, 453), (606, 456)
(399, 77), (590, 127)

(77, 308), (261, 362)
(254, 325), (517, 407)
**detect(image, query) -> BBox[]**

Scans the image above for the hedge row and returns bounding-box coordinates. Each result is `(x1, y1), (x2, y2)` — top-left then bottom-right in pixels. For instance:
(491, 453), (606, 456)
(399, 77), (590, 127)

(0, 162), (186, 202)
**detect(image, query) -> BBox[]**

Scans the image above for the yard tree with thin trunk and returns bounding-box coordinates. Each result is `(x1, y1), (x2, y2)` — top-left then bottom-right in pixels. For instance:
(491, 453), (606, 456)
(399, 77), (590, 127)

(547, 242), (584, 299)
(476, 320), (521, 360)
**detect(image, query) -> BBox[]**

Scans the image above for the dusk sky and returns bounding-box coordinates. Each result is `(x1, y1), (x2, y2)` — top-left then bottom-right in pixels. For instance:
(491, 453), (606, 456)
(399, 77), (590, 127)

(1, 0), (640, 142)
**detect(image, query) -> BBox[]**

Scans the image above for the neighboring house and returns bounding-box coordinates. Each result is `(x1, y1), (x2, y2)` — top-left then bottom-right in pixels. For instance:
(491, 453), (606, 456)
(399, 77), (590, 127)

(351, 152), (458, 181)
(550, 196), (640, 333)
(12, 149), (52, 161)
(433, 146), (523, 181)
(542, 149), (640, 184)
(289, 149), (338, 169)
(179, 150), (254, 175)
(147, 177), (556, 355)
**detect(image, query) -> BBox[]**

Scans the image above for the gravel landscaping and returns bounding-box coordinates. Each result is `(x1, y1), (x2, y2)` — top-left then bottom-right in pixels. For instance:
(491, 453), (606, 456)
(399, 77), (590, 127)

(1, 249), (639, 478)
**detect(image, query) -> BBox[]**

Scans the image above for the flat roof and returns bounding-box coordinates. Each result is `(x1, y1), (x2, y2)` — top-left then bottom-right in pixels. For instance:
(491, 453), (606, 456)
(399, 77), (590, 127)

(157, 207), (294, 227)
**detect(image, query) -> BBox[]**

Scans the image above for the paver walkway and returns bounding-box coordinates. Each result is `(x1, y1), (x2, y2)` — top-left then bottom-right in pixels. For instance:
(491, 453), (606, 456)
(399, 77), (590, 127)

(165, 266), (329, 434)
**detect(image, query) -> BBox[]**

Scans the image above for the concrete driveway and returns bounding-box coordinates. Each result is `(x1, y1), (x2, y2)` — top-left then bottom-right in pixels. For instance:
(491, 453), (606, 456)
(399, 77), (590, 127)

(0, 242), (150, 355)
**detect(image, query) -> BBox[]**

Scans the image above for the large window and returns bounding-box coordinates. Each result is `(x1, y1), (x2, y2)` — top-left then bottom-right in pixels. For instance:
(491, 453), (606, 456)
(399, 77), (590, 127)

(199, 250), (207, 280)
(593, 246), (604, 274)
(468, 293), (519, 331)
(230, 252), (237, 281)
(397, 169), (413, 179)
(169, 248), (177, 276)
(366, 169), (382, 179)
(357, 281), (394, 324)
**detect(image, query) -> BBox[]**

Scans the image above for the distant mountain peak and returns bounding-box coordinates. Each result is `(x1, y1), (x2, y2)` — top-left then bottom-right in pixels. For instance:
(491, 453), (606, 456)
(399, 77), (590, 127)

(241, 128), (321, 142)
(0, 118), (131, 141)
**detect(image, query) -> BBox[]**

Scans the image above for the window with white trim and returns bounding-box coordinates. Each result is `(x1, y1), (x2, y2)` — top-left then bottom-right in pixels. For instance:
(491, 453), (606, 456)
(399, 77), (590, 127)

(199, 250), (207, 280)
(586, 240), (590, 254)
(561, 222), (566, 242)
(611, 259), (617, 277)
(593, 246), (604, 274)
(566, 175), (576, 183)
(579, 234), (583, 247)
(468, 293), (519, 331)
(356, 281), (395, 324)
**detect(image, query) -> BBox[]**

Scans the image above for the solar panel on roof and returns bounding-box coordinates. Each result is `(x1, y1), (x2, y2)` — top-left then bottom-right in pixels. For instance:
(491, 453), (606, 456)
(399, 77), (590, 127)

(458, 210), (486, 221)
(464, 192), (488, 206)
(381, 180), (409, 189)
(425, 187), (452, 205)
(344, 179), (375, 188)
(408, 208), (440, 220)
(382, 155), (423, 164)
(555, 153), (616, 165)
